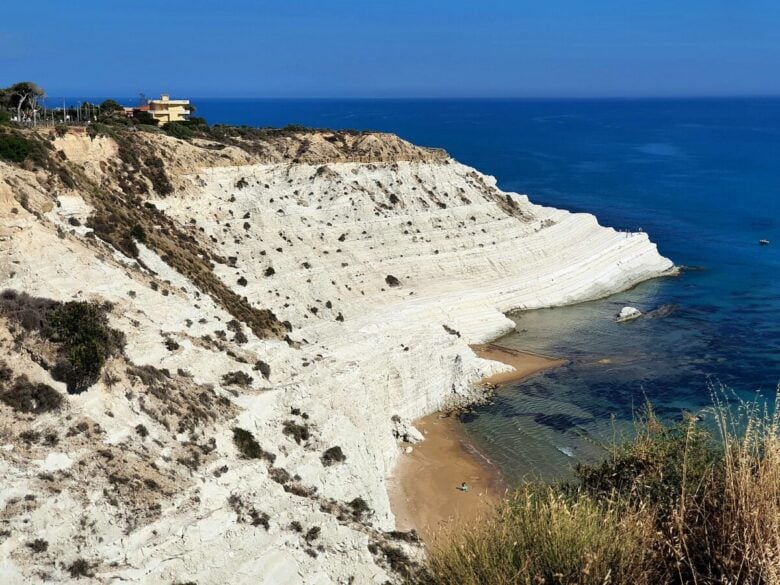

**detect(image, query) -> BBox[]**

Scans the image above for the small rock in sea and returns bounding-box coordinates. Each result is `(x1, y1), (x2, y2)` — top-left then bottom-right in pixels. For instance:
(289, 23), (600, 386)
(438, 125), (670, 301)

(616, 306), (642, 322)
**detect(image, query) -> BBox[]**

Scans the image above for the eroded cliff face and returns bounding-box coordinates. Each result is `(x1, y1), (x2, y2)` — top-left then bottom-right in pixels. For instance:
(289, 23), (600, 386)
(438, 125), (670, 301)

(0, 127), (673, 584)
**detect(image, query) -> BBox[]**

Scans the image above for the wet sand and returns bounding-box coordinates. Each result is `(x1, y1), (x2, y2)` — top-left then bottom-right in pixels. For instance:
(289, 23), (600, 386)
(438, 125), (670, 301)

(470, 343), (566, 385)
(388, 343), (564, 543)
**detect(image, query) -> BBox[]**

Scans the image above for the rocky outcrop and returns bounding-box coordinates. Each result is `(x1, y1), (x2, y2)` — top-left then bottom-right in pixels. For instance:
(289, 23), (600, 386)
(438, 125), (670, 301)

(617, 306), (643, 322)
(0, 127), (674, 584)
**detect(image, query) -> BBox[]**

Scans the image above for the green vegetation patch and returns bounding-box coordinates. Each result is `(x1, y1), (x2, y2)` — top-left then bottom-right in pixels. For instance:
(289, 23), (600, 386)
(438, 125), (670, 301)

(163, 121), (195, 140)
(0, 130), (37, 163)
(0, 290), (125, 394)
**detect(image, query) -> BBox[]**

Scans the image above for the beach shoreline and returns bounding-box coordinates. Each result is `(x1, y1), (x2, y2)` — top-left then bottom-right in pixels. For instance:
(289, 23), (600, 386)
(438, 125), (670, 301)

(387, 343), (565, 543)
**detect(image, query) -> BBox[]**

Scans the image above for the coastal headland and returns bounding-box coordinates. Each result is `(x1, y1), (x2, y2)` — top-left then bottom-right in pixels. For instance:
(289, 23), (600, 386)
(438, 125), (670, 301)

(0, 123), (673, 583)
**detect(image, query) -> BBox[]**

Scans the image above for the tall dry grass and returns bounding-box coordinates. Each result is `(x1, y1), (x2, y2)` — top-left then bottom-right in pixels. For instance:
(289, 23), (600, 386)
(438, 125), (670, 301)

(414, 393), (780, 585)
(419, 486), (656, 585)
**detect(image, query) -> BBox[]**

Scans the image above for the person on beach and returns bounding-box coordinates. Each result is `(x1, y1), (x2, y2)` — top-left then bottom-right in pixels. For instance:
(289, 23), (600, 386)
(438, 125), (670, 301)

(459, 482), (470, 492)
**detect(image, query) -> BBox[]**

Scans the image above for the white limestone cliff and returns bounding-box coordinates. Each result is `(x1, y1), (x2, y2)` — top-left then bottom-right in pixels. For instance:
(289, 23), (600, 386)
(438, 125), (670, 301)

(0, 129), (674, 584)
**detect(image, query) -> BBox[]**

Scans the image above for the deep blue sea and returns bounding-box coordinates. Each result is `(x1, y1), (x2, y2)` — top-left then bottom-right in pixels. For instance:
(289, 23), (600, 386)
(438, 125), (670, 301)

(194, 98), (780, 481)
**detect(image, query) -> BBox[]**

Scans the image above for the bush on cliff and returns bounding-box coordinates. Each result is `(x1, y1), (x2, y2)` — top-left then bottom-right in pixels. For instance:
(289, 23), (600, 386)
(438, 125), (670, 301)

(415, 397), (780, 585)
(232, 427), (276, 463)
(0, 130), (35, 162)
(47, 300), (126, 393)
(0, 291), (125, 394)
(0, 376), (63, 414)
(163, 122), (195, 140)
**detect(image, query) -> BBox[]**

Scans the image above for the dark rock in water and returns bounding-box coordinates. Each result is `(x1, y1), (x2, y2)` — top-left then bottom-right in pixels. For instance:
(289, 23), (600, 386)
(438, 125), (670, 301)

(533, 413), (591, 432)
(458, 411), (479, 424)
(645, 304), (678, 319)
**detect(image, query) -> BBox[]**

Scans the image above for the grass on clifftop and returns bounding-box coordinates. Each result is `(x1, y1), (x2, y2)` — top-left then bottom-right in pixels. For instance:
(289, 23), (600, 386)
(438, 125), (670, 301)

(414, 395), (780, 585)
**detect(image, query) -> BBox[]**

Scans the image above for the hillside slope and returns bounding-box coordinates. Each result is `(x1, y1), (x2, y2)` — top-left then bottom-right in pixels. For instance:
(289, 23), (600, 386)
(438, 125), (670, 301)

(0, 126), (674, 584)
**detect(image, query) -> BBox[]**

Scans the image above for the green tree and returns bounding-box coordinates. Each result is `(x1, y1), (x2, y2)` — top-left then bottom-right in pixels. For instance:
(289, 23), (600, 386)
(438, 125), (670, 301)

(99, 99), (124, 113)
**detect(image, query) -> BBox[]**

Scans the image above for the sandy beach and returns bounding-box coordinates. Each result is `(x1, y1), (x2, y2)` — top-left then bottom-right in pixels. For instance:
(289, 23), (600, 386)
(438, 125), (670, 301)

(388, 343), (565, 542)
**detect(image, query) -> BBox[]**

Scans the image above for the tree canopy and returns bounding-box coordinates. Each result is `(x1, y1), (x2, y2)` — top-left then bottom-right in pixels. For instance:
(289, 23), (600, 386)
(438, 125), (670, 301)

(99, 99), (124, 113)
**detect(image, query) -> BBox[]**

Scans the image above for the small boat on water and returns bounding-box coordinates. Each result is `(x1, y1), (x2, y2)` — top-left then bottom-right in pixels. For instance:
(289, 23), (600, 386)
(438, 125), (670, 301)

(759, 239), (770, 246)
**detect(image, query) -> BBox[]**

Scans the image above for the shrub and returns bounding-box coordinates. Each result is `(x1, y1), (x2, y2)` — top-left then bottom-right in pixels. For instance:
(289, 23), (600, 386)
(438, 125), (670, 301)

(144, 153), (174, 196)
(26, 538), (48, 553)
(0, 290), (55, 331)
(372, 541), (417, 580)
(227, 494), (270, 529)
(222, 371), (253, 387)
(0, 109), (10, 126)
(0, 131), (35, 163)
(0, 376), (63, 413)
(130, 223), (146, 243)
(133, 110), (159, 126)
(47, 300), (126, 393)
(253, 360), (271, 379)
(0, 292), (125, 394)
(282, 420), (310, 445)
(321, 446), (346, 467)
(268, 466), (291, 485)
(226, 319), (248, 344)
(0, 360), (12, 382)
(163, 122), (195, 140)
(305, 526), (321, 543)
(348, 497), (371, 520)
(67, 558), (94, 578)
(232, 427), (275, 463)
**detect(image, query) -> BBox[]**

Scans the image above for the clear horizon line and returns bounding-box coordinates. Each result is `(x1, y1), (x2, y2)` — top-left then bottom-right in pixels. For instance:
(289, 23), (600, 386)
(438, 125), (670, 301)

(47, 93), (780, 101)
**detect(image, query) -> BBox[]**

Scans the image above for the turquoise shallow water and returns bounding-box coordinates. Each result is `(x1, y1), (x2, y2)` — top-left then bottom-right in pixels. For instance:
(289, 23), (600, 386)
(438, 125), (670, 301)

(175, 98), (780, 481)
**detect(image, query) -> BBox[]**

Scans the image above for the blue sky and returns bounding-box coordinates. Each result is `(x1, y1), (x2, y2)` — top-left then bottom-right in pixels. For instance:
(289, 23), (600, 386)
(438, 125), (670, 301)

(2, 0), (778, 98)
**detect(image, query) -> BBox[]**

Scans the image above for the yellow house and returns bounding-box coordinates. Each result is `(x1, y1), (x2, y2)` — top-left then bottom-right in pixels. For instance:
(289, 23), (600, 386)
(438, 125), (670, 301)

(147, 94), (191, 124)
